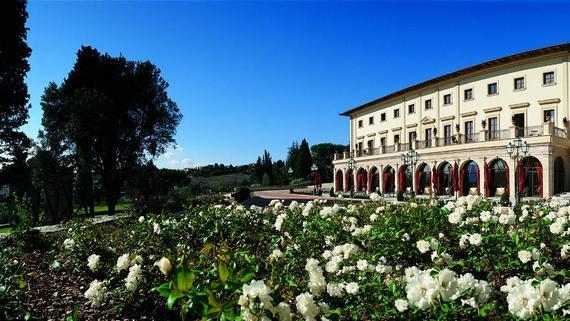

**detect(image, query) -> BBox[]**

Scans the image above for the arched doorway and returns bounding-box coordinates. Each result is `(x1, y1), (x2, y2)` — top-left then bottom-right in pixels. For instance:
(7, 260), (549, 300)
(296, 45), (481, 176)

(356, 168), (368, 192)
(461, 161), (479, 196)
(416, 163), (431, 195)
(345, 169), (354, 192)
(489, 158), (508, 197)
(335, 170), (344, 192)
(554, 157), (565, 195)
(438, 162), (453, 195)
(519, 157), (542, 197)
(369, 167), (379, 193)
(383, 166), (395, 194)
(399, 165), (412, 193)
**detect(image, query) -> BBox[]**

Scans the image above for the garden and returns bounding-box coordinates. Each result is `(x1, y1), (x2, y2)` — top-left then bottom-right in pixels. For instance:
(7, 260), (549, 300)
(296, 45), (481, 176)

(1, 194), (569, 320)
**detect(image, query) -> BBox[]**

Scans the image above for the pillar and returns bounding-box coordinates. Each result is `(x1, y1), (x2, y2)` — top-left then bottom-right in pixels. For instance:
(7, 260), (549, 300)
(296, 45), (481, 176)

(379, 165), (384, 194)
(395, 164), (400, 193)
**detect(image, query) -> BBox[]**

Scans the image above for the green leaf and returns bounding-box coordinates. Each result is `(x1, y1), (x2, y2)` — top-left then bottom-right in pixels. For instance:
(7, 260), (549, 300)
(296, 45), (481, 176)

(241, 272), (255, 283)
(218, 264), (229, 283)
(167, 292), (185, 310)
(153, 283), (171, 298)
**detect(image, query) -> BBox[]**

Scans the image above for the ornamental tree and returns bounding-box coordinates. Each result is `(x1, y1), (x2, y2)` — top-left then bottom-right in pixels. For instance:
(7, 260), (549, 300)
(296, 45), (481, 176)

(41, 46), (182, 214)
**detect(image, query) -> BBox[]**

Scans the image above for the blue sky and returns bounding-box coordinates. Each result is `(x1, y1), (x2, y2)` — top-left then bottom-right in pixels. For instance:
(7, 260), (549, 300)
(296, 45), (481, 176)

(23, 0), (570, 168)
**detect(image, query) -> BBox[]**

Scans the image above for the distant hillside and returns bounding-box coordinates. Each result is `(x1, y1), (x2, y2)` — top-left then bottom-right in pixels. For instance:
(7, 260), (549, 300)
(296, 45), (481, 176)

(190, 173), (252, 192)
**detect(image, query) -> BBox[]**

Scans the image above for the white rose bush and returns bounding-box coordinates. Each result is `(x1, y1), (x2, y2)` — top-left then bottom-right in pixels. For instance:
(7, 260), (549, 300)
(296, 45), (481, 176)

(1, 195), (570, 320)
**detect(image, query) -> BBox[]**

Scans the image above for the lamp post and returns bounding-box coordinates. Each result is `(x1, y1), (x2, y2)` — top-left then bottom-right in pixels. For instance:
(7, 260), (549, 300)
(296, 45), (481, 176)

(347, 156), (356, 193)
(401, 148), (420, 195)
(311, 164), (320, 193)
(506, 137), (529, 205)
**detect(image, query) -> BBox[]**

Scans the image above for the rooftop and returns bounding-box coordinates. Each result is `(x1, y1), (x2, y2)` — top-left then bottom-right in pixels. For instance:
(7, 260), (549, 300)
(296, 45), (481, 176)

(340, 42), (570, 117)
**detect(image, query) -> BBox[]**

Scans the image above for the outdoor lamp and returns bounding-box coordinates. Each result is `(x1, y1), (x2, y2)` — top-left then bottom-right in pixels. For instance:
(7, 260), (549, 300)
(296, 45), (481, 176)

(522, 141), (529, 154)
(514, 137), (522, 148)
(311, 164), (318, 171)
(288, 167), (293, 175)
(506, 143), (513, 155)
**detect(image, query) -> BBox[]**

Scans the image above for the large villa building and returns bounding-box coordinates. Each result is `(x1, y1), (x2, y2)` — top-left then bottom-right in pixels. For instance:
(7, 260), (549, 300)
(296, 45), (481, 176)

(332, 43), (570, 200)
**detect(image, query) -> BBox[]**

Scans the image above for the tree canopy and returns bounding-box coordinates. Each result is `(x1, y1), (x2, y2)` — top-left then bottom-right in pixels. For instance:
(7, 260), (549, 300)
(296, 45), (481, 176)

(0, 0), (32, 158)
(40, 46), (182, 214)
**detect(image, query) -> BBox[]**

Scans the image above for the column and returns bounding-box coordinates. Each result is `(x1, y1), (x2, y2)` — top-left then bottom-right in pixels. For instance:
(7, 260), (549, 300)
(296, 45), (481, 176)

(395, 164), (400, 193)
(379, 165), (384, 194)
(545, 154), (553, 198)
(509, 158), (516, 203)
(412, 164), (417, 195)
(333, 168), (338, 193)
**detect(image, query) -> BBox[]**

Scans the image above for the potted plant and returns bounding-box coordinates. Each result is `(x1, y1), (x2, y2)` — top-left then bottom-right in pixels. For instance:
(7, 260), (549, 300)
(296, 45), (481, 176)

(563, 117), (569, 128)
(481, 120), (487, 129)
(433, 127), (438, 136)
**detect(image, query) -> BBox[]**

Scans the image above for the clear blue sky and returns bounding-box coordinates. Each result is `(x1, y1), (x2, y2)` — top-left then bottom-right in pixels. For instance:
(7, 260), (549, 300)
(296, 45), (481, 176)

(23, 0), (570, 168)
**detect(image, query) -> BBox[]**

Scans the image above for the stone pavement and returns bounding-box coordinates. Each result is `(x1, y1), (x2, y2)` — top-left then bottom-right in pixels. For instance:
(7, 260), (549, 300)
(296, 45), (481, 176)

(0, 214), (128, 238)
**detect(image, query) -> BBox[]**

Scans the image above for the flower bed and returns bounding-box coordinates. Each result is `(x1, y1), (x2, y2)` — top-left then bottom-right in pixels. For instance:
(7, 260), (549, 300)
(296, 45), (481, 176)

(1, 195), (569, 320)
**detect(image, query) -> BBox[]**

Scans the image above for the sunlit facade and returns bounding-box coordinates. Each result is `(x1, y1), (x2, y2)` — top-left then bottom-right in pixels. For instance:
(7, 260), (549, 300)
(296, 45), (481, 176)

(333, 43), (570, 200)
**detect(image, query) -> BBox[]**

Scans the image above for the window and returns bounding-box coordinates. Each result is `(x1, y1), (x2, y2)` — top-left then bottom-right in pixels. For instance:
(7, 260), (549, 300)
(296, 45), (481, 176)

(464, 121), (474, 142)
(443, 94), (452, 105)
(358, 120), (363, 128)
(425, 99), (432, 109)
(444, 125), (452, 145)
(408, 131), (416, 142)
(394, 134), (400, 144)
(425, 128), (432, 147)
(367, 139), (374, 150)
(488, 82), (498, 95)
(543, 72), (555, 85)
(489, 117), (499, 140)
(369, 116), (374, 125)
(380, 137), (386, 146)
(544, 109), (554, 122)
(394, 109), (400, 118)
(464, 88), (473, 100)
(514, 77), (525, 90)
(380, 113), (386, 121)
(408, 104), (415, 114)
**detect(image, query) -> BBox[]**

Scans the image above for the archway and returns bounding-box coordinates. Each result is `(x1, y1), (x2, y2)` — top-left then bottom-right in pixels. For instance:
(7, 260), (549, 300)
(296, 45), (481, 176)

(335, 170), (344, 192)
(369, 167), (379, 193)
(415, 163), (431, 195)
(345, 169), (354, 192)
(519, 156), (542, 197)
(489, 158), (509, 197)
(383, 166), (395, 194)
(399, 165), (412, 193)
(438, 162), (453, 195)
(356, 168), (368, 192)
(554, 157), (565, 195)
(461, 161), (479, 196)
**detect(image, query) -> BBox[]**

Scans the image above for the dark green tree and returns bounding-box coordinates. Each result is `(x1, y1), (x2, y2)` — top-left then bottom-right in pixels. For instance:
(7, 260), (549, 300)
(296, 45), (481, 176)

(261, 150), (273, 185)
(254, 156), (263, 183)
(0, 0), (32, 157)
(40, 46), (182, 215)
(311, 143), (347, 182)
(295, 139), (313, 179)
(286, 141), (299, 174)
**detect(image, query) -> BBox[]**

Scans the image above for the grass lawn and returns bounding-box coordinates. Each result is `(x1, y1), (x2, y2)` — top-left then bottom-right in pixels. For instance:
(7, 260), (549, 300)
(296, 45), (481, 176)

(75, 203), (130, 216)
(191, 173), (251, 190)
(0, 226), (13, 233)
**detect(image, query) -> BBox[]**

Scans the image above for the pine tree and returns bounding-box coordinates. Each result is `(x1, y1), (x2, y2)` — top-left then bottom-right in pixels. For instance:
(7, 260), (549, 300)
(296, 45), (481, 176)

(254, 157), (263, 183)
(0, 0), (32, 158)
(295, 139), (313, 179)
(286, 141), (299, 175)
(262, 150), (273, 185)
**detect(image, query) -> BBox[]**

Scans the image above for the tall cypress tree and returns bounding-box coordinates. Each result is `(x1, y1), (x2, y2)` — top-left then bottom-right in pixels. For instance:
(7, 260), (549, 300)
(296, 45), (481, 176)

(0, 0), (32, 157)
(295, 139), (313, 179)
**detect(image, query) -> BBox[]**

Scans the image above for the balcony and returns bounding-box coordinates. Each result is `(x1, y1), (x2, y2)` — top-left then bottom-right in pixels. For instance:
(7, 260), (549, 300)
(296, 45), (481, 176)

(334, 123), (568, 161)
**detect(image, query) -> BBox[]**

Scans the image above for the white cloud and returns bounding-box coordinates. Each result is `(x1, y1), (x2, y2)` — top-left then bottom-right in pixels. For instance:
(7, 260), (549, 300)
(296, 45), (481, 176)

(156, 145), (202, 169)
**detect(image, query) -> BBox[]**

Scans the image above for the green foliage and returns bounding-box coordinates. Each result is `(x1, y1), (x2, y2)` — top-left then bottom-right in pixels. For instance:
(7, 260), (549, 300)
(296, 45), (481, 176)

(295, 139), (313, 179)
(40, 46), (182, 215)
(154, 247), (258, 321)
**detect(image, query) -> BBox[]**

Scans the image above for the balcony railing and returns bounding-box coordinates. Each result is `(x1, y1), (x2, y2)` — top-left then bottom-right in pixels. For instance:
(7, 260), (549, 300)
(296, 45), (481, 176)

(343, 124), (568, 159)
(554, 127), (567, 138)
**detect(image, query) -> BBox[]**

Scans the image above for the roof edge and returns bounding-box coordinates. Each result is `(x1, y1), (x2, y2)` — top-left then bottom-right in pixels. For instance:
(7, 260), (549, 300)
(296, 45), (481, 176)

(340, 42), (570, 117)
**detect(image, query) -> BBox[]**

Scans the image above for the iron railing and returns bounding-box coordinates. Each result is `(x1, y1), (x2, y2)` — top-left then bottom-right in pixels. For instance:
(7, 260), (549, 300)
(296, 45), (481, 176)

(349, 125), (566, 158)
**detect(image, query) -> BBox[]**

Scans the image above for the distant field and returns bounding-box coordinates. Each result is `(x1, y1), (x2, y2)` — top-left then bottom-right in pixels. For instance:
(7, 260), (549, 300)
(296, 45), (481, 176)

(191, 173), (251, 190)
